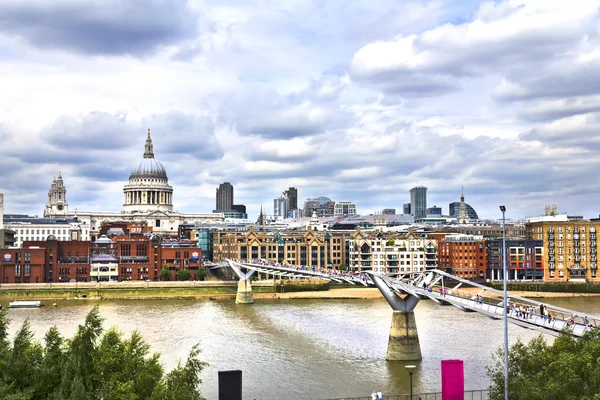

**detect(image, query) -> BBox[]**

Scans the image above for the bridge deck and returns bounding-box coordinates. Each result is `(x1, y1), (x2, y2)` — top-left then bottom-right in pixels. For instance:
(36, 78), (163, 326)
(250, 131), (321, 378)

(223, 260), (598, 338)
(378, 271), (597, 338)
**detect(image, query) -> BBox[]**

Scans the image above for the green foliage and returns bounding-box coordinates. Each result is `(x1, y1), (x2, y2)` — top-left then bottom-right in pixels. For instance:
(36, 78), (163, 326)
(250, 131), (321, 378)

(176, 269), (192, 281)
(487, 328), (600, 400)
(197, 268), (207, 281)
(0, 306), (206, 400)
(160, 266), (172, 281)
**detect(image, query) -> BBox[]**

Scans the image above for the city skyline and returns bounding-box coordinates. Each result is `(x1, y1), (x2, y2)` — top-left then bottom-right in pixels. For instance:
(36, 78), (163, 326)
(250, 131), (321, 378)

(0, 1), (598, 220)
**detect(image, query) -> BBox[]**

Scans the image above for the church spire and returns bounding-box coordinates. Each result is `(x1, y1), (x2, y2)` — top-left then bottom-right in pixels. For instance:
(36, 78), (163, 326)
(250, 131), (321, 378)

(460, 186), (464, 202)
(144, 128), (154, 159)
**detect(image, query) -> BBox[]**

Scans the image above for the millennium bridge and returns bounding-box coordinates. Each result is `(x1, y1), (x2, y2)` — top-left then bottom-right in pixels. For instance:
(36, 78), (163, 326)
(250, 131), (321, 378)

(220, 259), (600, 361)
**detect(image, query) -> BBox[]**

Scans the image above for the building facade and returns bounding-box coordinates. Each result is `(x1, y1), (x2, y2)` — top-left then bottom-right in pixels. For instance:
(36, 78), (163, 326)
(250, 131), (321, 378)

(409, 186), (427, 218)
(349, 229), (437, 274)
(212, 226), (348, 268)
(334, 201), (357, 217)
(526, 217), (600, 282)
(485, 239), (544, 281)
(437, 234), (486, 280)
(449, 202), (479, 220)
(303, 197), (335, 217)
(216, 182), (234, 211)
(0, 230), (202, 283)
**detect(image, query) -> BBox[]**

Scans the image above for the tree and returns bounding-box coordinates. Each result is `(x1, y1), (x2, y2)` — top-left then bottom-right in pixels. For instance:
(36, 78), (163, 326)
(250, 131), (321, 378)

(197, 268), (207, 281)
(0, 306), (207, 399)
(160, 265), (171, 281)
(177, 269), (192, 281)
(487, 328), (600, 400)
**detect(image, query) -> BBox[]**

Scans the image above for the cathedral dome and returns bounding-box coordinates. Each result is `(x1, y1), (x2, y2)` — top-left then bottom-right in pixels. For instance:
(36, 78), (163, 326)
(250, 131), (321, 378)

(130, 158), (168, 179)
(128, 128), (168, 180)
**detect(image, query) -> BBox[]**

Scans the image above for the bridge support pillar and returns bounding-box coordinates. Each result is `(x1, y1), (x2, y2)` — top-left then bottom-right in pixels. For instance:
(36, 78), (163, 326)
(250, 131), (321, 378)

(368, 272), (423, 361)
(236, 279), (254, 304)
(387, 310), (421, 361)
(227, 260), (256, 304)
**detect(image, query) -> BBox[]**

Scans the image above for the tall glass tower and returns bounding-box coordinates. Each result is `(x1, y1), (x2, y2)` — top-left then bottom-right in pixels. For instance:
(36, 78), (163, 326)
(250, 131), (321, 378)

(409, 186), (428, 218)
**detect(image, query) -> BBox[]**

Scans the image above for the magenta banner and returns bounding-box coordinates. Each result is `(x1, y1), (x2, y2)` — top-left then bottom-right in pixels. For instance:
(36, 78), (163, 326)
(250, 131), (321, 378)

(441, 359), (464, 400)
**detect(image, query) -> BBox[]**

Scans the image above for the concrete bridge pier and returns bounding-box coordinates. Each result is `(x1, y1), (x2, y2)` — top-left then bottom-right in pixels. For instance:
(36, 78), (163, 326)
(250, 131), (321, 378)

(370, 274), (422, 361)
(236, 278), (254, 304)
(227, 260), (256, 304)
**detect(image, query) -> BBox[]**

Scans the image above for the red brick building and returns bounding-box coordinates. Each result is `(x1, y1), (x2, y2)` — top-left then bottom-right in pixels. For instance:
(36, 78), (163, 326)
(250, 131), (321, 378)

(437, 234), (486, 279)
(0, 247), (46, 283)
(1, 234), (202, 283)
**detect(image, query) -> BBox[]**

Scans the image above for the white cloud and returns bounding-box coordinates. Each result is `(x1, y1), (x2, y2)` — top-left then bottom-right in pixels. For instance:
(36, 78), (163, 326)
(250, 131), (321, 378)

(0, 0), (600, 220)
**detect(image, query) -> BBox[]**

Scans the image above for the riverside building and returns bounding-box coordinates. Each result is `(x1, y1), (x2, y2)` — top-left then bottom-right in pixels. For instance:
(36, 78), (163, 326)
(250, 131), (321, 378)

(212, 226), (348, 268)
(526, 214), (599, 282)
(348, 228), (437, 274)
(0, 224), (202, 283)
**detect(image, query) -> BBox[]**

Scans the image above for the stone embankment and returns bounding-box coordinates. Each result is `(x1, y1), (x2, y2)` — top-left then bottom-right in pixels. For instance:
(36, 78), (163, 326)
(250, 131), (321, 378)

(0, 280), (598, 302)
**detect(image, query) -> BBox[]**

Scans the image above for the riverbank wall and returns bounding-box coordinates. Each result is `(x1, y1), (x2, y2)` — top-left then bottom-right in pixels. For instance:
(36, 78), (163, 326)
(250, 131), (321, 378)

(487, 282), (600, 294)
(0, 280), (329, 301)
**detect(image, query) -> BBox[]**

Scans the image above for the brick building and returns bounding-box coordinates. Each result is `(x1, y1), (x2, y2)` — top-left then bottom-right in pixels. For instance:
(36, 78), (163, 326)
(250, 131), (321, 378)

(437, 234), (486, 279)
(0, 233), (202, 283)
(526, 215), (599, 282)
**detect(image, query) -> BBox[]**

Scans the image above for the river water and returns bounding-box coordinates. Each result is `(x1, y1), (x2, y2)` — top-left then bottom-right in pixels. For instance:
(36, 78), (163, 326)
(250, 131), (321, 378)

(5, 296), (600, 399)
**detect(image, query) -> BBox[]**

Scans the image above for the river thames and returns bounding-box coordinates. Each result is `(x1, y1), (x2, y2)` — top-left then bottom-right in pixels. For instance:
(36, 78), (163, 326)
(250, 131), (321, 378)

(5, 296), (600, 399)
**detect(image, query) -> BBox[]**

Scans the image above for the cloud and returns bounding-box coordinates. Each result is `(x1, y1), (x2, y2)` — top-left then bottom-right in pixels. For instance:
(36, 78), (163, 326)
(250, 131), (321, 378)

(349, 0), (599, 98)
(0, 0), (199, 56)
(2, 0), (600, 221)
(221, 77), (352, 139)
(39, 112), (135, 150)
(141, 112), (224, 160)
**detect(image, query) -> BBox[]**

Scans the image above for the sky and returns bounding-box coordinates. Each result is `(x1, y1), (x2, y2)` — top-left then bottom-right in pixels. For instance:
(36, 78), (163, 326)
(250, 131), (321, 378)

(0, 0), (599, 221)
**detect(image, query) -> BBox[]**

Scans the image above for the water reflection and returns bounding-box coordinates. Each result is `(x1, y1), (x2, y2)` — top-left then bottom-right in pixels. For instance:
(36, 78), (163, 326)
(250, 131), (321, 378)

(5, 297), (600, 399)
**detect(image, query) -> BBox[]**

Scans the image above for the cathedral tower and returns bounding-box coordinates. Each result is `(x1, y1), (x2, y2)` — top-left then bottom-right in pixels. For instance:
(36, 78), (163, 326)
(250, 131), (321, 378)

(44, 171), (69, 217)
(457, 186), (469, 224)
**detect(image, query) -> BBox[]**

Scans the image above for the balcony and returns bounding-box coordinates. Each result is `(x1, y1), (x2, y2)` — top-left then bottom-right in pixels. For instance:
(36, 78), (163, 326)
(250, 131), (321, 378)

(119, 256), (149, 263)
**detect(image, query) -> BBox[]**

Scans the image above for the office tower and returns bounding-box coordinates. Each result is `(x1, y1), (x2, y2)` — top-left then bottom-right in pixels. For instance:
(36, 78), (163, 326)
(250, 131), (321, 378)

(409, 186), (427, 218)
(334, 201), (357, 216)
(286, 187), (298, 210)
(403, 203), (411, 215)
(216, 182), (234, 211)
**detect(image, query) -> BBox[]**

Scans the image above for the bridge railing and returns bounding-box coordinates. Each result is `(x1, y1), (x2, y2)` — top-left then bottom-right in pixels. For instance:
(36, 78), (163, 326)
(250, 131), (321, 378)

(422, 280), (599, 336)
(322, 388), (489, 400)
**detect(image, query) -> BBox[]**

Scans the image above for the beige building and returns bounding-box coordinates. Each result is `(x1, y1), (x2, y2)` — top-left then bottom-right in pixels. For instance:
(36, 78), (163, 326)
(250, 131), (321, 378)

(212, 226), (349, 268)
(349, 228), (437, 274)
(526, 215), (599, 282)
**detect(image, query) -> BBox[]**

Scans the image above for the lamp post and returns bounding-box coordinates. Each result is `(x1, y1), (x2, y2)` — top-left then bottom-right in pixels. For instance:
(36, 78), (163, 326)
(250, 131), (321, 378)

(405, 365), (416, 400)
(499, 205), (508, 400)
